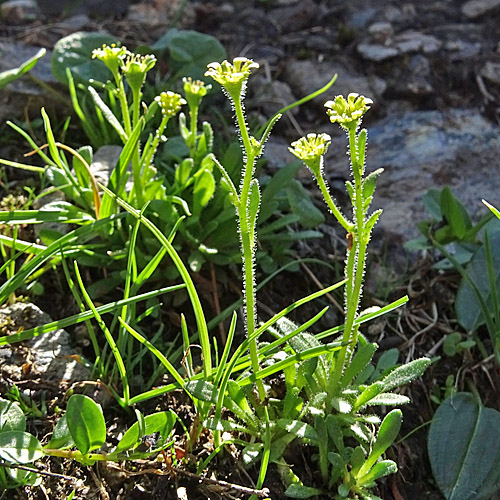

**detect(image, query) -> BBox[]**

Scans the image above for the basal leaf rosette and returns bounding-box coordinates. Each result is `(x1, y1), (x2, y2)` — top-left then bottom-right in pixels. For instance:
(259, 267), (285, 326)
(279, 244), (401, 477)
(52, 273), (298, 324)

(289, 133), (331, 177)
(325, 93), (373, 131)
(205, 57), (259, 100)
(155, 91), (187, 118)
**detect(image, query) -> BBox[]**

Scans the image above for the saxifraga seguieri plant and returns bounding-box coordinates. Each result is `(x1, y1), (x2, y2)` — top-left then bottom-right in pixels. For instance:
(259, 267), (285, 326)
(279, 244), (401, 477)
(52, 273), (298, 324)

(289, 95), (430, 499)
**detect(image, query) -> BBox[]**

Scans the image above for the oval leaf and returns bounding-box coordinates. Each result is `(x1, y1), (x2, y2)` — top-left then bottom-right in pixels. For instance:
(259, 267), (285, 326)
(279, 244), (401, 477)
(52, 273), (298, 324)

(0, 399), (26, 433)
(0, 431), (43, 464)
(66, 395), (106, 455)
(428, 392), (500, 500)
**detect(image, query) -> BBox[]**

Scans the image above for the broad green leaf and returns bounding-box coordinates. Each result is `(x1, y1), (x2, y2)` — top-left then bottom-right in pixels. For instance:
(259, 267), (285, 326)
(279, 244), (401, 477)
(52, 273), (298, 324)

(0, 48), (46, 89)
(428, 393), (500, 500)
(114, 411), (176, 454)
(73, 145), (93, 188)
(456, 230), (500, 331)
(276, 419), (318, 440)
(0, 431), (43, 464)
(175, 158), (193, 186)
(51, 32), (119, 84)
(285, 484), (323, 498)
(45, 415), (74, 450)
(0, 400), (25, 433)
(66, 395), (106, 455)
(152, 29), (226, 79)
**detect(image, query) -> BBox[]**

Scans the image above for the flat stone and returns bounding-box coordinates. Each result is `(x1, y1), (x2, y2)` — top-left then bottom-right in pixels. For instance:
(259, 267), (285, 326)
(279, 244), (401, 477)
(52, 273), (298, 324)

(284, 59), (387, 106)
(0, 42), (55, 96)
(462, 0), (500, 18)
(357, 43), (399, 62)
(253, 76), (297, 118)
(0, 303), (89, 383)
(394, 31), (442, 54)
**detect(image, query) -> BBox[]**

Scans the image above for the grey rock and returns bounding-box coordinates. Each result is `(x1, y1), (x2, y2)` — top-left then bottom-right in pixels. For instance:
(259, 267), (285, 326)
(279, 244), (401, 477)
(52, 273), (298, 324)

(90, 145), (130, 191)
(32, 190), (70, 239)
(284, 59), (387, 106)
(0, 42), (55, 96)
(462, 0), (500, 18)
(268, 0), (318, 33)
(395, 31), (442, 54)
(445, 40), (482, 60)
(367, 22), (394, 43)
(481, 61), (500, 86)
(0, 303), (89, 383)
(325, 109), (500, 240)
(358, 31), (441, 62)
(357, 43), (399, 62)
(57, 14), (91, 32)
(346, 7), (377, 28)
(0, 0), (38, 24)
(38, 0), (128, 17)
(253, 76), (297, 118)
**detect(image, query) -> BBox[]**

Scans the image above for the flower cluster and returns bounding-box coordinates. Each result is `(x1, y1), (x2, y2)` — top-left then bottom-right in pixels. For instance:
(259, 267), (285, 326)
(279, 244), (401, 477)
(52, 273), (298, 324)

(155, 91), (186, 118)
(289, 133), (331, 176)
(325, 93), (373, 130)
(92, 43), (130, 78)
(183, 77), (212, 109)
(120, 54), (157, 93)
(205, 57), (259, 98)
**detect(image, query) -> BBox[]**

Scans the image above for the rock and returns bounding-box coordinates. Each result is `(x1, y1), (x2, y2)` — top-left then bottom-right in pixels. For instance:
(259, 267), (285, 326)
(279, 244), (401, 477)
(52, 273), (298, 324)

(481, 61), (500, 86)
(0, 42), (55, 96)
(445, 40), (482, 61)
(345, 7), (377, 28)
(462, 0), (500, 18)
(358, 31), (442, 62)
(127, 0), (195, 29)
(38, 0), (129, 17)
(367, 22), (394, 43)
(284, 59), (387, 107)
(90, 145), (129, 190)
(253, 76), (297, 118)
(357, 43), (399, 62)
(324, 109), (500, 241)
(56, 14), (91, 32)
(0, 302), (89, 383)
(268, 0), (318, 33)
(395, 31), (442, 54)
(32, 190), (70, 239)
(0, 0), (39, 24)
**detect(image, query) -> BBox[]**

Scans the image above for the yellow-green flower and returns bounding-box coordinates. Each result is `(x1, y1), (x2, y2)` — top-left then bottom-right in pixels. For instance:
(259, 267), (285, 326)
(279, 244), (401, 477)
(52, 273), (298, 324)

(289, 133), (331, 175)
(155, 91), (186, 117)
(121, 54), (157, 93)
(324, 93), (373, 130)
(183, 77), (212, 109)
(92, 43), (130, 78)
(205, 57), (259, 98)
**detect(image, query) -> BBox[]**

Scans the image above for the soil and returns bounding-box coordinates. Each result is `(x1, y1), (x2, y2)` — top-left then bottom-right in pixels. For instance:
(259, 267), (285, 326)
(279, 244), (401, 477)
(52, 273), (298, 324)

(1, 1), (500, 499)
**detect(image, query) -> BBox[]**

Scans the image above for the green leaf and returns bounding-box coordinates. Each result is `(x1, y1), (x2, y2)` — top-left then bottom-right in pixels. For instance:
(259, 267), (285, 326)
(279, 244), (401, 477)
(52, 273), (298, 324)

(193, 169), (215, 213)
(341, 343), (377, 388)
(175, 158), (193, 186)
(357, 460), (397, 487)
(276, 419), (318, 440)
(51, 32), (119, 85)
(353, 382), (384, 410)
(152, 29), (226, 79)
(115, 411), (176, 454)
(380, 358), (430, 391)
(66, 395), (106, 455)
(0, 431), (43, 464)
(456, 231), (500, 331)
(46, 415), (75, 450)
(285, 484), (323, 498)
(366, 393), (410, 406)
(0, 48), (46, 89)
(428, 393), (500, 500)
(0, 400), (26, 433)
(362, 168), (384, 200)
(356, 410), (402, 479)
(88, 86), (127, 142)
(286, 180), (324, 229)
(441, 187), (469, 239)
